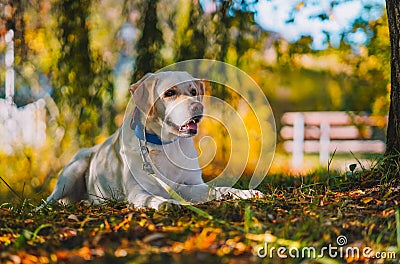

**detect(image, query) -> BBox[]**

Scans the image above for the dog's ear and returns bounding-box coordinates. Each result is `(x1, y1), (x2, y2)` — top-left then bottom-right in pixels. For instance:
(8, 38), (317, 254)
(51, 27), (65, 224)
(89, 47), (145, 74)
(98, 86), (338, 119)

(195, 79), (206, 100)
(129, 73), (158, 117)
(129, 73), (153, 96)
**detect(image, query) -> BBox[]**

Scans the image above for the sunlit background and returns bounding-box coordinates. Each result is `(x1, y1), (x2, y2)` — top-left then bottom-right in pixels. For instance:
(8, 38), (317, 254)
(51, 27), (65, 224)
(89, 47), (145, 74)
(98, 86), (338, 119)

(0, 0), (390, 198)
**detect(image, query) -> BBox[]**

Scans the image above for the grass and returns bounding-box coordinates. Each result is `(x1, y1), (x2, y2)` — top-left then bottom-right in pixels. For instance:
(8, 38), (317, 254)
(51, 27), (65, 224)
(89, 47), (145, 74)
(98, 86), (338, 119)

(0, 159), (399, 263)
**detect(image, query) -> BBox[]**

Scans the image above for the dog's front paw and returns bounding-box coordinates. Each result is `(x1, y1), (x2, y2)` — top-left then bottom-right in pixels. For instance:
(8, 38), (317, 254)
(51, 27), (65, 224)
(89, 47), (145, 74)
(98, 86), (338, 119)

(213, 187), (264, 200)
(233, 189), (264, 199)
(157, 199), (182, 211)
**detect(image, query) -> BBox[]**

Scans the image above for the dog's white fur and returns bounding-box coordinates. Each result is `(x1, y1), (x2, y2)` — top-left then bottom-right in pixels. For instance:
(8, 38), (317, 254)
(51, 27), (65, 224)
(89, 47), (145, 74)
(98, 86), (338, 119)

(46, 71), (261, 209)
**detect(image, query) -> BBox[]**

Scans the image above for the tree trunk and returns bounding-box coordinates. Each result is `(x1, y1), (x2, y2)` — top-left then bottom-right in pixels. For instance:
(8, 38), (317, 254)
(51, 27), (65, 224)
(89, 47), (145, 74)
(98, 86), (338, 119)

(385, 0), (400, 159)
(132, 0), (164, 82)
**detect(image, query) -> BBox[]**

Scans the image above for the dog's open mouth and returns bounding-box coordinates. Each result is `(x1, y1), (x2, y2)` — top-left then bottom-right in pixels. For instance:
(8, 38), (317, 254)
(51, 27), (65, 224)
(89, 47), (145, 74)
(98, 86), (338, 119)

(178, 116), (202, 136)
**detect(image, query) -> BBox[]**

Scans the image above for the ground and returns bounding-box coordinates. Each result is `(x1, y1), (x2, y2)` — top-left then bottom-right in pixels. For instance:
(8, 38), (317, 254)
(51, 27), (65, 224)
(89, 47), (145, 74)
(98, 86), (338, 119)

(0, 169), (399, 264)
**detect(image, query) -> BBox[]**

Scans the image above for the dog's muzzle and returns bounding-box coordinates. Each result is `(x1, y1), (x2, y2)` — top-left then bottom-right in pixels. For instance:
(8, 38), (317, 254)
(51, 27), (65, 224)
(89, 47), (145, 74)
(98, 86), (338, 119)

(179, 115), (202, 135)
(178, 102), (203, 135)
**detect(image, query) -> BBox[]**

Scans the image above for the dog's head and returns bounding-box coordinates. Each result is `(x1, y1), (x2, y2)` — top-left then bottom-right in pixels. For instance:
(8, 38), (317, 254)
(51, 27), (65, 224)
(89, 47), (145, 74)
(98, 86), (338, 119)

(130, 71), (205, 141)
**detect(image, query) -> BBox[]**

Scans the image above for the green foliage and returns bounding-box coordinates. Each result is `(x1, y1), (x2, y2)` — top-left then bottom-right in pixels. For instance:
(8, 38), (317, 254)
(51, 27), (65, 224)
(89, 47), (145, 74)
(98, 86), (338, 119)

(52, 0), (115, 147)
(174, 1), (207, 61)
(132, 0), (165, 81)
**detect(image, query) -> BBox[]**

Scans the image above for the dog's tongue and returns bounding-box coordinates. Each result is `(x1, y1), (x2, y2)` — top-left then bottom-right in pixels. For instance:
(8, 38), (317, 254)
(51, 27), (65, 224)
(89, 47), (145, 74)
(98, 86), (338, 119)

(187, 122), (198, 130)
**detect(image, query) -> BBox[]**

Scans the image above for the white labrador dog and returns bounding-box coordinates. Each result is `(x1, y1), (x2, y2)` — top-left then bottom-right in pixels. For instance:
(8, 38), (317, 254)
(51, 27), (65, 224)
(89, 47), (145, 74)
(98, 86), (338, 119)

(46, 71), (261, 209)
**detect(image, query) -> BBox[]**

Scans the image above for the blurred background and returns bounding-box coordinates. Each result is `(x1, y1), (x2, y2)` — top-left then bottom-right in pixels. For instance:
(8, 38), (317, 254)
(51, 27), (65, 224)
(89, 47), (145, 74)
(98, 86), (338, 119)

(0, 0), (390, 198)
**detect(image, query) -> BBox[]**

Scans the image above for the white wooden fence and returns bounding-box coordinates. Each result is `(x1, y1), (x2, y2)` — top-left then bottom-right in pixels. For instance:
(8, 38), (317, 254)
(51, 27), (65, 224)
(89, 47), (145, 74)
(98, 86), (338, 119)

(0, 30), (46, 154)
(280, 111), (387, 169)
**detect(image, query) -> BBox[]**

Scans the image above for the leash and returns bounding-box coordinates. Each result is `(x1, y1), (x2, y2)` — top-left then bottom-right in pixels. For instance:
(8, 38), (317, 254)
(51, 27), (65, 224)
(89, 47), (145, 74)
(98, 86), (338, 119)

(138, 133), (213, 218)
(131, 107), (174, 174)
(130, 108), (213, 218)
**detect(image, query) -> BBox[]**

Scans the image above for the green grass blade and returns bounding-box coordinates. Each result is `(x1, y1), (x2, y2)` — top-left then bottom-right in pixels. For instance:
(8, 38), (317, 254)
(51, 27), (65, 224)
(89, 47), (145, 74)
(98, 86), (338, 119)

(396, 207), (400, 250)
(150, 173), (213, 220)
(0, 176), (23, 201)
(32, 224), (52, 241)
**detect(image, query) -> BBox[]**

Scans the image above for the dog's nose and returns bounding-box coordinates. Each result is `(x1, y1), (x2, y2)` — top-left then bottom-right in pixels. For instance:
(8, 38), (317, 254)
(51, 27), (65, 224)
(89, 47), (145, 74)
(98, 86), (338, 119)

(190, 102), (203, 115)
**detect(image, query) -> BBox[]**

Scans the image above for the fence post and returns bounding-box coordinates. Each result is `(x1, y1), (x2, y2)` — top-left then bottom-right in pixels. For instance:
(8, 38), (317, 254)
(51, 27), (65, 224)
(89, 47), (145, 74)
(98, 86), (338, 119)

(5, 30), (15, 105)
(319, 121), (330, 165)
(292, 113), (304, 170)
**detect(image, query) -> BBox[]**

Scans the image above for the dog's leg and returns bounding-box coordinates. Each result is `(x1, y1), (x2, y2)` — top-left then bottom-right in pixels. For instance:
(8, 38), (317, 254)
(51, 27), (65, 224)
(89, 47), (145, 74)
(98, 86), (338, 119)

(127, 191), (181, 210)
(45, 148), (92, 205)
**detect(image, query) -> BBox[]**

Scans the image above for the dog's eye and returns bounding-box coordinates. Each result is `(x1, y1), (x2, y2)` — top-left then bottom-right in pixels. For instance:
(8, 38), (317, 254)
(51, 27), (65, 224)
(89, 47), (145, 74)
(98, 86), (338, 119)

(164, 90), (176, 97)
(190, 89), (197, 96)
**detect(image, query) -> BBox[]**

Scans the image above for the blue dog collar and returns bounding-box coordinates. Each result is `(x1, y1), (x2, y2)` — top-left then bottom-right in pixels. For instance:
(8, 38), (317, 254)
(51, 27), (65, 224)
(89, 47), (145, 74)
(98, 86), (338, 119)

(134, 124), (176, 145)
(131, 108), (176, 145)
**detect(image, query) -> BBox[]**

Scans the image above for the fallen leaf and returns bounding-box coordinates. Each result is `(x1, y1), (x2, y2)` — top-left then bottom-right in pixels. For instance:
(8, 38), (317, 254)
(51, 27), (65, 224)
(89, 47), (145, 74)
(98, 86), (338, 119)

(55, 250), (69, 260)
(67, 214), (80, 222)
(114, 214), (133, 231)
(77, 246), (91, 260)
(24, 219), (34, 224)
(183, 228), (218, 251)
(24, 253), (39, 264)
(290, 217), (300, 223)
(233, 242), (247, 255)
(104, 219), (111, 230)
(58, 227), (77, 240)
(361, 197), (373, 204)
(9, 255), (21, 263)
(161, 226), (185, 232)
(115, 248), (128, 258)
(245, 233), (265, 242)
(0, 234), (13, 245)
(142, 233), (165, 243)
